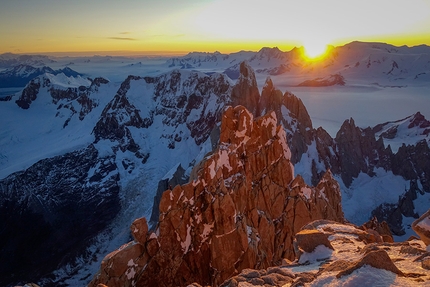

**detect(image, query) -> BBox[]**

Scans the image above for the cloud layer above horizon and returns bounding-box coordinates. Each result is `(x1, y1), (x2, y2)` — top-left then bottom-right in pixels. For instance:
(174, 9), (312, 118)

(1, 0), (429, 54)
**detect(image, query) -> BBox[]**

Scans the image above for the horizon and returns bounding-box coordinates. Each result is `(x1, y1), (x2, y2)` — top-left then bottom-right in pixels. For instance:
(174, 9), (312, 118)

(2, 40), (430, 58)
(1, 0), (430, 56)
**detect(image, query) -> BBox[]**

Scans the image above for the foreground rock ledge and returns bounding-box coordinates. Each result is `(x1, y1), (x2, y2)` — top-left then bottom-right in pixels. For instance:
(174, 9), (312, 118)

(89, 105), (345, 287)
(221, 219), (430, 287)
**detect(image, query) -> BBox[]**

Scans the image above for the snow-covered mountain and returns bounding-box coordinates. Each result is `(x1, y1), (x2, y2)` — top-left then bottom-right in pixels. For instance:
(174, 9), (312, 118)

(3, 41), (429, 89)
(0, 64), (83, 88)
(167, 42), (430, 87)
(166, 51), (254, 71)
(0, 67), (242, 286)
(0, 53), (56, 69)
(0, 42), (430, 286)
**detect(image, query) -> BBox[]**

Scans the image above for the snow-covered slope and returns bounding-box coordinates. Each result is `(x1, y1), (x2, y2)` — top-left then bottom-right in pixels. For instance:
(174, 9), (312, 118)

(375, 112), (430, 153)
(0, 73), (112, 178)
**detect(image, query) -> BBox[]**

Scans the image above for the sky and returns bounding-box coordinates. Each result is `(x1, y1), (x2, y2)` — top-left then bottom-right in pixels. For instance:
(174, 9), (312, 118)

(1, 0), (430, 55)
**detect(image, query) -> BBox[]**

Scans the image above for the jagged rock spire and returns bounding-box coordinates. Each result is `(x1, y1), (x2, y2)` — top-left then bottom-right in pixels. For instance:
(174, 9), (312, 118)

(89, 106), (344, 287)
(231, 61), (260, 115)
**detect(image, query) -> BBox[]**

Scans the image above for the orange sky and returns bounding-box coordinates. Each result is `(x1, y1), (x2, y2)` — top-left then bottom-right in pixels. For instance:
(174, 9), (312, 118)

(1, 0), (430, 56)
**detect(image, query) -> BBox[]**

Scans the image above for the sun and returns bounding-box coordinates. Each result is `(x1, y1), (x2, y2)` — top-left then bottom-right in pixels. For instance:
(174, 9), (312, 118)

(303, 41), (329, 60)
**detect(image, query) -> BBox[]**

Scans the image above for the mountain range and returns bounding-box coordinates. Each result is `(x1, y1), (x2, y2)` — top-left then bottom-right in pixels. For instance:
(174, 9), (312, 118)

(0, 65), (82, 89)
(0, 42), (429, 286)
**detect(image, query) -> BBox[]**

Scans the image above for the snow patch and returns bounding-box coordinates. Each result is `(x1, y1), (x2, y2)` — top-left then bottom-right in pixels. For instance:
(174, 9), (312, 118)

(181, 224), (192, 253)
(298, 245), (333, 264)
(302, 187), (313, 200)
(201, 222), (214, 242)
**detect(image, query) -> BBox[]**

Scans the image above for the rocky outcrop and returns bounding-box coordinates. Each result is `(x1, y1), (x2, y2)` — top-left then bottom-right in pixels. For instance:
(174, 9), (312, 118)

(89, 105), (344, 287)
(336, 249), (404, 278)
(360, 216), (394, 243)
(15, 77), (41, 109)
(221, 220), (429, 286)
(412, 208), (430, 245)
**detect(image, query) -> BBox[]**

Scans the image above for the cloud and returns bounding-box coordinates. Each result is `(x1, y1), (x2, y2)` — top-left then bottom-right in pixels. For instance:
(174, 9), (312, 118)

(151, 34), (185, 38)
(119, 32), (131, 35)
(108, 37), (137, 41)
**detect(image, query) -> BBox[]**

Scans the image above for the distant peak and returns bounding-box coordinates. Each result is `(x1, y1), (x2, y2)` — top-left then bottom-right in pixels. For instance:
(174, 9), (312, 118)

(258, 46), (281, 52)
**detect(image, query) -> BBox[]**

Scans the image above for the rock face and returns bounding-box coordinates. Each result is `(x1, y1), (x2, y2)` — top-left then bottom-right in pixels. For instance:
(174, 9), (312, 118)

(0, 145), (120, 286)
(89, 105), (344, 287)
(230, 62), (260, 115)
(149, 164), (188, 228)
(335, 118), (390, 186)
(371, 180), (421, 236)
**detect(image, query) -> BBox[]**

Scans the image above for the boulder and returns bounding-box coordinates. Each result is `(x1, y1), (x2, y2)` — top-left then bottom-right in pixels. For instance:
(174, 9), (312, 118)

(412, 208), (430, 245)
(295, 229), (334, 254)
(336, 249), (404, 278)
(360, 217), (394, 243)
(422, 258), (430, 270)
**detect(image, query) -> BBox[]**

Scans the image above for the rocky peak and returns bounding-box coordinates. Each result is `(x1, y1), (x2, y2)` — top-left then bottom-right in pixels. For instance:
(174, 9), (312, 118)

(280, 91), (314, 164)
(89, 106), (344, 287)
(231, 61), (260, 115)
(251, 47), (285, 62)
(335, 118), (389, 187)
(282, 91), (313, 131)
(15, 77), (41, 109)
(259, 77), (283, 117)
(375, 112), (430, 140)
(408, 111), (430, 131)
(92, 76), (149, 152)
(257, 77), (314, 164)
